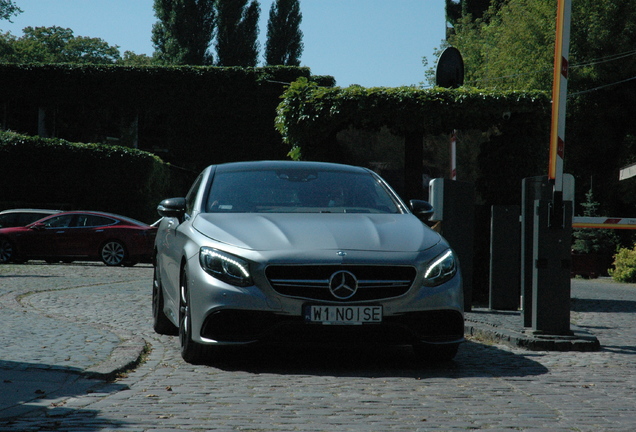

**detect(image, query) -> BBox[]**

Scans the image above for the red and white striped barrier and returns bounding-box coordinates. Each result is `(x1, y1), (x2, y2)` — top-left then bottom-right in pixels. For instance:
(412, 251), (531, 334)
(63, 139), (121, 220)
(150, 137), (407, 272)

(572, 217), (636, 230)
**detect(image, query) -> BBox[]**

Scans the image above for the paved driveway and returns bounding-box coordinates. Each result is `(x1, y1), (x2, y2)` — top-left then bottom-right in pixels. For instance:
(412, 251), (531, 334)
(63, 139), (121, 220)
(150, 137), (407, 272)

(1, 263), (635, 431)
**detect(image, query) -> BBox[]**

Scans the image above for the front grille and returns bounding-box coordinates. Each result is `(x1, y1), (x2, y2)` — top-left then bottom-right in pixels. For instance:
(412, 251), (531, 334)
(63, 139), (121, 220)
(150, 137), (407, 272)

(265, 265), (417, 302)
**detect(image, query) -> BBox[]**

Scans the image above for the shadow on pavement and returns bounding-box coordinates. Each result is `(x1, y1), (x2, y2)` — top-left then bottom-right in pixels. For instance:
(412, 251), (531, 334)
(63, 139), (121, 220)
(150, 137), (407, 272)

(198, 340), (549, 379)
(0, 360), (129, 424)
(600, 344), (636, 355)
(571, 297), (636, 313)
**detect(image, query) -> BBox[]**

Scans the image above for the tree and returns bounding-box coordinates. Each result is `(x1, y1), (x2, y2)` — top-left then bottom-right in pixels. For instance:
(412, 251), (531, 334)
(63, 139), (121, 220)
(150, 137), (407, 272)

(445, 0), (506, 37)
(444, 0), (636, 93)
(445, 0), (499, 24)
(264, 0), (303, 66)
(118, 51), (156, 66)
(215, 0), (260, 67)
(152, 0), (215, 65)
(0, 0), (21, 22)
(572, 188), (618, 255)
(438, 0), (636, 219)
(1, 26), (121, 64)
(445, 0), (555, 91)
(0, 31), (17, 61)
(62, 35), (121, 64)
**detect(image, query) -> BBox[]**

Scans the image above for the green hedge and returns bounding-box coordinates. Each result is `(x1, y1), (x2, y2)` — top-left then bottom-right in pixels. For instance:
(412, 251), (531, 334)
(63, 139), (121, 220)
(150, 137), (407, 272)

(0, 130), (190, 223)
(277, 78), (548, 152)
(0, 64), (327, 107)
(0, 65), (334, 172)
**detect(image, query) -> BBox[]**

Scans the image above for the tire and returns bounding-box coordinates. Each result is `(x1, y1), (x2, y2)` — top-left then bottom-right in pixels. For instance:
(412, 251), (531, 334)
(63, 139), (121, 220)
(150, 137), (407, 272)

(152, 265), (178, 335)
(100, 240), (126, 266)
(0, 237), (14, 264)
(413, 342), (459, 363)
(179, 269), (209, 364)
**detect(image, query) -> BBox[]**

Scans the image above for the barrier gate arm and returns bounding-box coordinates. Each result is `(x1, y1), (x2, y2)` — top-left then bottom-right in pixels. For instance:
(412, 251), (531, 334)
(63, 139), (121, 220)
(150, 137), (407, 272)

(573, 217), (636, 230)
(548, 0), (571, 195)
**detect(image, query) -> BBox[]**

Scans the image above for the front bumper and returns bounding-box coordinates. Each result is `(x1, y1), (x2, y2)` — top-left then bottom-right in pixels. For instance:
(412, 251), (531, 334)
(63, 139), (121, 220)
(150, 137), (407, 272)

(200, 308), (465, 346)
(186, 254), (464, 347)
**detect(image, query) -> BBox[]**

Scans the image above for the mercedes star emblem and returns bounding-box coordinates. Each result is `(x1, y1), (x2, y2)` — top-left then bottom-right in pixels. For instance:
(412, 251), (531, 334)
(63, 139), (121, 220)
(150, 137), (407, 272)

(328, 270), (358, 300)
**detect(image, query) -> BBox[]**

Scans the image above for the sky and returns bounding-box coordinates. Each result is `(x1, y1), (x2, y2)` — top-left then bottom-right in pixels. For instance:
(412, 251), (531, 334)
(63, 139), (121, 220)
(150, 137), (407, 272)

(0, 0), (447, 88)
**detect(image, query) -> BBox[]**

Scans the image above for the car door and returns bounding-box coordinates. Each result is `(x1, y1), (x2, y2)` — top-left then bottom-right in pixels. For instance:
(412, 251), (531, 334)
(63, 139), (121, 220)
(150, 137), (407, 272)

(62, 214), (117, 257)
(21, 214), (77, 258)
(158, 209), (196, 314)
(159, 173), (205, 312)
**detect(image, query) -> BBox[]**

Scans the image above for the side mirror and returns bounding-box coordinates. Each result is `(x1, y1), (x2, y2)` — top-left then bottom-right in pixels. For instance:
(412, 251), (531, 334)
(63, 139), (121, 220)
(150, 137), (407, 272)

(157, 197), (186, 219)
(409, 199), (434, 220)
(30, 222), (46, 230)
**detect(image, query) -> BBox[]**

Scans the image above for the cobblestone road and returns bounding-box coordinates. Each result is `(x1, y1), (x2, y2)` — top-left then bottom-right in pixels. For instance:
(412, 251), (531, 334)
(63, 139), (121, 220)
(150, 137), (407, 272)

(1, 263), (635, 431)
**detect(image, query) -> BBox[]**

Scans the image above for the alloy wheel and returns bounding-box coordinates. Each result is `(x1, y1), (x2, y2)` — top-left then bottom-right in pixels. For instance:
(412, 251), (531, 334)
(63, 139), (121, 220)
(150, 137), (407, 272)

(0, 238), (13, 264)
(101, 240), (126, 266)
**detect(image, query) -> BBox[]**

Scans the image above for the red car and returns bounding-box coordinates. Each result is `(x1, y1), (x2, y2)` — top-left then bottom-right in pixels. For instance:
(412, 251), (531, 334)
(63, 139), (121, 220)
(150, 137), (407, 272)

(0, 211), (157, 266)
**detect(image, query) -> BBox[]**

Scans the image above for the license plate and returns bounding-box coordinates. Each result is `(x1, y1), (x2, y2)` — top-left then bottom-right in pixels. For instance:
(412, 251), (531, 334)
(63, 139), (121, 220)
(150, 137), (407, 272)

(304, 305), (382, 325)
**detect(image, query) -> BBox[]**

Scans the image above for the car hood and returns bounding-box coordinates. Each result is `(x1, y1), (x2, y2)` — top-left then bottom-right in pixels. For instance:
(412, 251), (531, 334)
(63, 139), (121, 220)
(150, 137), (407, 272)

(0, 226), (28, 235)
(193, 213), (441, 252)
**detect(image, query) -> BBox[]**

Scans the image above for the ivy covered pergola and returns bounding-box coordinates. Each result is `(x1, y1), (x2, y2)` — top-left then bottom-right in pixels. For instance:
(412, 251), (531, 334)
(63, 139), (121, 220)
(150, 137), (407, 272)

(276, 78), (551, 202)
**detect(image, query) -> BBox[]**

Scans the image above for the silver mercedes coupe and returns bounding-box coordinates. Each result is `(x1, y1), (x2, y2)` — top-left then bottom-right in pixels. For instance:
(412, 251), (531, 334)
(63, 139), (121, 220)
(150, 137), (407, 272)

(153, 161), (464, 364)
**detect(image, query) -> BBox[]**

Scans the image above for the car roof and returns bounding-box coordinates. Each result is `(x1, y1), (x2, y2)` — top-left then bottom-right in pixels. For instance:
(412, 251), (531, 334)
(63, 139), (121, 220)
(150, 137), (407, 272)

(36, 211), (150, 227)
(212, 160), (371, 175)
(0, 208), (61, 215)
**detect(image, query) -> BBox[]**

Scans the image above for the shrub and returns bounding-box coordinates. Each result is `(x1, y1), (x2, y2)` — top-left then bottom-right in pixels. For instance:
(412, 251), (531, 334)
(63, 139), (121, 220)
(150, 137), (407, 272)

(609, 245), (636, 283)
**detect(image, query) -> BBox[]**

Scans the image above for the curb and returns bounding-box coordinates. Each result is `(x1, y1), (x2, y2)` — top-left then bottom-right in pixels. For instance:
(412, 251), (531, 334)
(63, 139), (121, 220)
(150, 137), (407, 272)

(85, 335), (149, 381)
(465, 309), (601, 352)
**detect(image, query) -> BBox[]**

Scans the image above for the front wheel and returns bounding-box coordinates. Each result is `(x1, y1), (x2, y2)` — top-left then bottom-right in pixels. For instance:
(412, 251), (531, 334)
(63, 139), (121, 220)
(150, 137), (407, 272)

(179, 269), (209, 364)
(0, 237), (15, 264)
(100, 240), (126, 266)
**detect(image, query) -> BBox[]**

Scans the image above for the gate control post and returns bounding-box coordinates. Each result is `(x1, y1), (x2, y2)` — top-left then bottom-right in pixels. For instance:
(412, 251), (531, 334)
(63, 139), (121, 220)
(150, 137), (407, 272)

(521, 175), (574, 328)
(521, 177), (552, 326)
(429, 178), (475, 311)
(489, 205), (521, 310)
(531, 198), (573, 335)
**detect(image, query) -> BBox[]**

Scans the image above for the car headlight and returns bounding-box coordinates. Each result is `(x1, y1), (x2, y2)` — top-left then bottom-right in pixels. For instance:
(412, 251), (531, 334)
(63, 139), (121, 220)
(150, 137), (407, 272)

(422, 249), (457, 287)
(199, 247), (252, 287)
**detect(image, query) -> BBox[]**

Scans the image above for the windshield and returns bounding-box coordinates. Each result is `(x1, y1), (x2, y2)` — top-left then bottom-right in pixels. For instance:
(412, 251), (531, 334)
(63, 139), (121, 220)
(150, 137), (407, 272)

(204, 168), (401, 214)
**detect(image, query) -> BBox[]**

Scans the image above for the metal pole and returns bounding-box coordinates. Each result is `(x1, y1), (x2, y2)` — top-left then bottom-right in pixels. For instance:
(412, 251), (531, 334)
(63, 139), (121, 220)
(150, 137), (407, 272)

(450, 130), (457, 181)
(548, 0), (571, 196)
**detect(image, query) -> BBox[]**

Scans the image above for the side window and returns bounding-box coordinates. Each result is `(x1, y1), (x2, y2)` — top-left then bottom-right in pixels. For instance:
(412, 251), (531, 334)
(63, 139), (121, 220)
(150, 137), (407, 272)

(0, 214), (13, 228)
(185, 174), (204, 216)
(44, 214), (75, 228)
(76, 215), (116, 227)
(19, 213), (46, 225)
